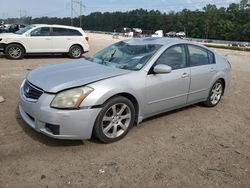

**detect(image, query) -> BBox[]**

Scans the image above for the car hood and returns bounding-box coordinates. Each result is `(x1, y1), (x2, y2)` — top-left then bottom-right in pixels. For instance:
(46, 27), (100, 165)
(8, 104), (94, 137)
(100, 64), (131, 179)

(27, 59), (131, 93)
(0, 33), (19, 38)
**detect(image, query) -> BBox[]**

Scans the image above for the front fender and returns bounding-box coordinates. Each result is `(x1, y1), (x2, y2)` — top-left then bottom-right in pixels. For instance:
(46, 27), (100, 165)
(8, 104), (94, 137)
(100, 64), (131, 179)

(3, 39), (27, 51)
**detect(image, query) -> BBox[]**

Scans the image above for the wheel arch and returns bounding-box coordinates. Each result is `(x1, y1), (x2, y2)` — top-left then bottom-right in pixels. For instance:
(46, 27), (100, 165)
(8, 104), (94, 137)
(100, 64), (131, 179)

(5, 42), (26, 53)
(68, 43), (84, 52)
(101, 92), (140, 124)
(217, 77), (226, 95)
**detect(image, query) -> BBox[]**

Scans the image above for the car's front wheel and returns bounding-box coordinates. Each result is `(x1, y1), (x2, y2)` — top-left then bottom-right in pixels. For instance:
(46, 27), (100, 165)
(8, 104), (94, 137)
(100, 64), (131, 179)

(68, 45), (83, 59)
(204, 80), (224, 107)
(5, 44), (25, 59)
(93, 96), (135, 143)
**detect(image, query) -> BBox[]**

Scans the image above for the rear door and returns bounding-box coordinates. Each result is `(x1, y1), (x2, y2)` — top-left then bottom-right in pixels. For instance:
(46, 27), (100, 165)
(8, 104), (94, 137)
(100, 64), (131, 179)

(50, 27), (82, 52)
(187, 44), (217, 102)
(27, 27), (52, 53)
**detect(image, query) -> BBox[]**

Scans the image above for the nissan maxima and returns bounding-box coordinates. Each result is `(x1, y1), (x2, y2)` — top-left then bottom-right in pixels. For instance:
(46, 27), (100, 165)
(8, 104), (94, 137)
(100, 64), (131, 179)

(19, 38), (231, 143)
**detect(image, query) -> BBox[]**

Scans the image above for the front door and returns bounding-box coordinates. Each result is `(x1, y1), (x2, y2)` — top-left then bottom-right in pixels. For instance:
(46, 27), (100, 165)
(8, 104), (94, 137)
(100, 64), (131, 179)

(27, 27), (52, 53)
(145, 44), (191, 116)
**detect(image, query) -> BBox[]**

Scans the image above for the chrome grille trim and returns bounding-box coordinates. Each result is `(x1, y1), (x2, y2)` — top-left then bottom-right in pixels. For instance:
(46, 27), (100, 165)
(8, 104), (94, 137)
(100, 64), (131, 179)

(23, 81), (43, 100)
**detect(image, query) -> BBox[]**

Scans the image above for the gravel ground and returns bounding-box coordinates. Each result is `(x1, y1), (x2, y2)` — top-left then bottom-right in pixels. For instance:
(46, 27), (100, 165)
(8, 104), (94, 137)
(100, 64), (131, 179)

(0, 33), (250, 188)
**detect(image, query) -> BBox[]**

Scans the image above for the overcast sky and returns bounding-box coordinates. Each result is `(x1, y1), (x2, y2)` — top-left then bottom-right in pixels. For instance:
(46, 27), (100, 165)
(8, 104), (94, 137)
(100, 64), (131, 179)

(0, 0), (239, 18)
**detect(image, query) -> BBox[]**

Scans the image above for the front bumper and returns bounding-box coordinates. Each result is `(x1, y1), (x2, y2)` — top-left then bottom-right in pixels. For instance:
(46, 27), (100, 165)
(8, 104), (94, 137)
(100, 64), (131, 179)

(19, 86), (101, 140)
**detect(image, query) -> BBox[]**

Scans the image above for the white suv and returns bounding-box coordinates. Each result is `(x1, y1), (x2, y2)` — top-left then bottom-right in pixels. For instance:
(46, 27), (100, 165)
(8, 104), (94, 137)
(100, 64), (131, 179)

(0, 24), (89, 59)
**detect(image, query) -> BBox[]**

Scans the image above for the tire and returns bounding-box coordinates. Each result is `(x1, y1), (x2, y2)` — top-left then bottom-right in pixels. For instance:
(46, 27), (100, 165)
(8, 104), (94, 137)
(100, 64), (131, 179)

(5, 44), (25, 59)
(93, 96), (135, 143)
(68, 45), (83, 59)
(203, 80), (224, 107)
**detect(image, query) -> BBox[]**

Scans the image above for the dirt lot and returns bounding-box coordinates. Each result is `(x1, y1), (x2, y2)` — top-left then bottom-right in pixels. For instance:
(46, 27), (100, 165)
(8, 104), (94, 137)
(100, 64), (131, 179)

(0, 33), (250, 188)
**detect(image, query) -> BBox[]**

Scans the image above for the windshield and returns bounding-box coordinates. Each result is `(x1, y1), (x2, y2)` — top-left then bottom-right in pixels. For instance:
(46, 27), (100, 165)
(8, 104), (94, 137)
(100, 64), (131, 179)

(15, 25), (34, 35)
(88, 41), (162, 71)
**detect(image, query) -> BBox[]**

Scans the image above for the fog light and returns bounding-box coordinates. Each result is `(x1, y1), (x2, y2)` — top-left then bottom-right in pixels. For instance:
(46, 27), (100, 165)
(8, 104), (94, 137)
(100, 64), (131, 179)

(45, 123), (60, 135)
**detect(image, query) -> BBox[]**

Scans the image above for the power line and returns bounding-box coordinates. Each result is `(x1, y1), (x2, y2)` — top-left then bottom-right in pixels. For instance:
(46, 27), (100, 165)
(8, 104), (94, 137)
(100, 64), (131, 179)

(85, 0), (238, 12)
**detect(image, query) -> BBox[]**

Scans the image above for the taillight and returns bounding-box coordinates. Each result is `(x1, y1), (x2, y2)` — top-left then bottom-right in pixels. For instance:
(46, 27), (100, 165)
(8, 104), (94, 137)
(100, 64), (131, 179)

(85, 36), (89, 42)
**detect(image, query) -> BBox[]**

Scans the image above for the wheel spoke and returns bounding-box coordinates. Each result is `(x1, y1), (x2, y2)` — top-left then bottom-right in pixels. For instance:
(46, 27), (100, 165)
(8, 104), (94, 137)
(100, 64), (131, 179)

(118, 122), (127, 130)
(216, 84), (221, 91)
(117, 104), (127, 115)
(111, 105), (117, 115)
(103, 115), (112, 122)
(120, 113), (131, 120)
(103, 123), (113, 134)
(112, 125), (118, 137)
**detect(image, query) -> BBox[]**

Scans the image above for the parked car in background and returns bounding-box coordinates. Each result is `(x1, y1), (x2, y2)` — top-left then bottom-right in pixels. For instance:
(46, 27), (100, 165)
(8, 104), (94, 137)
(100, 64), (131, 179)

(19, 37), (231, 143)
(166, 31), (176, 37)
(0, 24), (12, 33)
(176, 31), (186, 38)
(152, 30), (163, 37)
(0, 24), (89, 59)
(0, 24), (28, 33)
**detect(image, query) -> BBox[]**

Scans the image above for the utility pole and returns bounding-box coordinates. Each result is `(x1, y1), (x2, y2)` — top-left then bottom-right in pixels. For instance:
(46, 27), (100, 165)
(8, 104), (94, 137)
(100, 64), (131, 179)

(71, 0), (85, 27)
(80, 1), (82, 28)
(71, 0), (73, 26)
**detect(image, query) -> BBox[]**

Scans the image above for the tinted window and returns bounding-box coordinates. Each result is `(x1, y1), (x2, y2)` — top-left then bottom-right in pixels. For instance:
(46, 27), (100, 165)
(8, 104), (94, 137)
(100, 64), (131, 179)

(208, 50), (215, 64)
(52, 27), (82, 36)
(30, 27), (50, 36)
(188, 45), (210, 66)
(68, 29), (82, 36)
(155, 45), (187, 70)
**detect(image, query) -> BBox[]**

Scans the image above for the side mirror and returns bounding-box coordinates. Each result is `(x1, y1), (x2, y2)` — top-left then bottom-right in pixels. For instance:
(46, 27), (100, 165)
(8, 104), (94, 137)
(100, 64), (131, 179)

(153, 64), (172, 74)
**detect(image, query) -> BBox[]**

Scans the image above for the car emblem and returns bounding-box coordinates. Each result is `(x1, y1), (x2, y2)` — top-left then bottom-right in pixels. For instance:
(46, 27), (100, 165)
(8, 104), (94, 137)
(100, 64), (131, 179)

(25, 86), (30, 94)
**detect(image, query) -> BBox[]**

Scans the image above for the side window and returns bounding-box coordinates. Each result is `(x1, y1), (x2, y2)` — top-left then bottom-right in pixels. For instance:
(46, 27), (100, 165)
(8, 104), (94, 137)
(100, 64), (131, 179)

(68, 29), (82, 36)
(155, 45), (187, 70)
(208, 50), (215, 64)
(52, 28), (70, 36)
(30, 27), (50, 36)
(188, 45), (210, 66)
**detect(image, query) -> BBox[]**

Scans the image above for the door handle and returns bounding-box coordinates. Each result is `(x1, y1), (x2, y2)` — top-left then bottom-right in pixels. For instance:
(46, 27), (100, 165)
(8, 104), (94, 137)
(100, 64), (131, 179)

(210, 68), (216, 72)
(181, 73), (189, 78)
(45, 38), (51, 40)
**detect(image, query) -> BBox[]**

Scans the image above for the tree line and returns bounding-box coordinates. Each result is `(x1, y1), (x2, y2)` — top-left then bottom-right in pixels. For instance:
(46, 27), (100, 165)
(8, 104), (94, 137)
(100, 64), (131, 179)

(3, 0), (250, 41)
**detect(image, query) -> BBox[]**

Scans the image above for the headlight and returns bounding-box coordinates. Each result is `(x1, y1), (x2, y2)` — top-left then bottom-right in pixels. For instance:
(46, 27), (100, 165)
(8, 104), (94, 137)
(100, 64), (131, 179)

(51, 86), (94, 109)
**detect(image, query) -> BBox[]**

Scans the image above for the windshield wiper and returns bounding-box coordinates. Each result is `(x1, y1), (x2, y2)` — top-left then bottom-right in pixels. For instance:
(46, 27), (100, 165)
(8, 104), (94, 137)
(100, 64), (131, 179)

(109, 49), (117, 62)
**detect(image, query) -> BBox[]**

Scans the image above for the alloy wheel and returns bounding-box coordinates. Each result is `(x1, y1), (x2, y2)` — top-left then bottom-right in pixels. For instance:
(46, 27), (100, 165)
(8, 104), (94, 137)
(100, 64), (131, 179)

(210, 82), (223, 105)
(101, 103), (132, 138)
(9, 47), (22, 58)
(71, 47), (81, 58)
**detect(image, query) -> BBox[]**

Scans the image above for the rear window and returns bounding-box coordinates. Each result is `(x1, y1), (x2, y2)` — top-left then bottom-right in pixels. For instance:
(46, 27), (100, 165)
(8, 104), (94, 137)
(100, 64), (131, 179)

(51, 27), (82, 36)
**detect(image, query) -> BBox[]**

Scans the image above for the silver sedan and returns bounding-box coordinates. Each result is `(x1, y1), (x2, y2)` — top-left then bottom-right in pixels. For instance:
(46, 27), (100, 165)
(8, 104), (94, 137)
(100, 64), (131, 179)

(19, 38), (231, 143)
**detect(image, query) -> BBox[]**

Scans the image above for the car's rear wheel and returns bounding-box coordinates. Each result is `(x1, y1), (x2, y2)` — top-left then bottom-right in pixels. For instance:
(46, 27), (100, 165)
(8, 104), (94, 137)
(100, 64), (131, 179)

(204, 80), (224, 107)
(93, 96), (135, 143)
(68, 45), (83, 59)
(5, 44), (25, 59)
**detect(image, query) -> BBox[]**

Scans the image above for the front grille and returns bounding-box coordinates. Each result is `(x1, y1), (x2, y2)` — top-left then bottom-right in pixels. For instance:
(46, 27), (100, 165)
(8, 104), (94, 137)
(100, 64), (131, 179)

(23, 81), (43, 100)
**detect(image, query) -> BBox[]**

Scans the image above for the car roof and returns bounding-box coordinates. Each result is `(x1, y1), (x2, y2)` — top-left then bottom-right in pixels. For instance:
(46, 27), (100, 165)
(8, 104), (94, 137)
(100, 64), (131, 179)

(124, 37), (214, 52)
(125, 37), (185, 45)
(32, 24), (82, 30)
